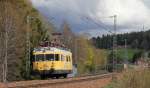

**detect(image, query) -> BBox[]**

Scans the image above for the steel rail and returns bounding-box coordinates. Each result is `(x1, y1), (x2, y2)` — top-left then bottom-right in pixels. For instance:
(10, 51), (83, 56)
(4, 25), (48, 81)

(6, 73), (114, 88)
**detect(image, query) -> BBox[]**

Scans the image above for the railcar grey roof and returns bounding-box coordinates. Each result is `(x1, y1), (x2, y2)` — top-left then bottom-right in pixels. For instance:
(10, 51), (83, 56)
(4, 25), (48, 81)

(33, 47), (71, 54)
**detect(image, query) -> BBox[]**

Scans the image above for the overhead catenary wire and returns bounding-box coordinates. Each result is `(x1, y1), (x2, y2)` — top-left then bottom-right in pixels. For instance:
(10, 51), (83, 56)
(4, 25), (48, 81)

(83, 16), (113, 34)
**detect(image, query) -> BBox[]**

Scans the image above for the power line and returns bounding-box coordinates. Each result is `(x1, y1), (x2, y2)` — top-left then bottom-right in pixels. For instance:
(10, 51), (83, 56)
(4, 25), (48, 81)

(89, 16), (113, 32)
(82, 16), (113, 34)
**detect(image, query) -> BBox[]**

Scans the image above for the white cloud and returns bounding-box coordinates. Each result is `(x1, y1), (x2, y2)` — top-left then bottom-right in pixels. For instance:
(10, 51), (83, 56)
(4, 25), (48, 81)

(96, 0), (150, 26)
(31, 0), (150, 36)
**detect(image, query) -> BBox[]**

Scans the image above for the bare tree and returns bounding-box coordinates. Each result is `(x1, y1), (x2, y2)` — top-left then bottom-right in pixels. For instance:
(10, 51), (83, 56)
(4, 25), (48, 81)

(0, 0), (26, 82)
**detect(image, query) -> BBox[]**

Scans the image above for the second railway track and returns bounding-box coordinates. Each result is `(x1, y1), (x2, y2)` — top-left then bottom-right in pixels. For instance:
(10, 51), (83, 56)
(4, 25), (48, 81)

(5, 73), (114, 88)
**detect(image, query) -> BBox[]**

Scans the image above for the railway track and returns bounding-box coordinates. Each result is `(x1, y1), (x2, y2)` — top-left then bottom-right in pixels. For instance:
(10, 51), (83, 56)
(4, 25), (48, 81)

(3, 73), (113, 88)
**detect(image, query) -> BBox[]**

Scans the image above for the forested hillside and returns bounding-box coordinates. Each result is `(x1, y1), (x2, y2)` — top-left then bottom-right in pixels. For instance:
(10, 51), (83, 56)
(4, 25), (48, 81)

(92, 30), (150, 50)
(0, 0), (54, 81)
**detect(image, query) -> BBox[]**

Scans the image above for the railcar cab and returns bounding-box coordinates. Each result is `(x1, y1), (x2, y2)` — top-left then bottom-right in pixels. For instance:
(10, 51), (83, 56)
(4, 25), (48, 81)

(32, 47), (73, 78)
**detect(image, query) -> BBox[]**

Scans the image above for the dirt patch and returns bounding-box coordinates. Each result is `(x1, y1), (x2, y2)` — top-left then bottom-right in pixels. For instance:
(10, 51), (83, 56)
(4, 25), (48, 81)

(0, 83), (6, 88)
(36, 77), (112, 88)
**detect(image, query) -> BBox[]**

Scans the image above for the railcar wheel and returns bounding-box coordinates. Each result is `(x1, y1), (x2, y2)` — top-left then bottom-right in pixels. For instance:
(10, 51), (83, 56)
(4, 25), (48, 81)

(63, 74), (67, 78)
(40, 75), (47, 79)
(56, 76), (60, 79)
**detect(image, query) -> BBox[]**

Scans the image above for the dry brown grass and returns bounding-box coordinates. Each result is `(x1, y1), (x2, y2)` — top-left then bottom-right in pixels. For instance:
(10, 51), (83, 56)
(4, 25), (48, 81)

(114, 69), (150, 88)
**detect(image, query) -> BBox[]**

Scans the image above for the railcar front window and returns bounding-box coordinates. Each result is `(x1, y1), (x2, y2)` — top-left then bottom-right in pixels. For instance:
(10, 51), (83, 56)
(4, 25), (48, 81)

(55, 54), (59, 61)
(32, 55), (36, 61)
(36, 54), (44, 61)
(46, 54), (54, 61)
(69, 56), (71, 62)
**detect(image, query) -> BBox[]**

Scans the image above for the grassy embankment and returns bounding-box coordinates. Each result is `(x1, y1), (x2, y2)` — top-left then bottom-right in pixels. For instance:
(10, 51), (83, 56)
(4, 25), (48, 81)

(104, 69), (150, 88)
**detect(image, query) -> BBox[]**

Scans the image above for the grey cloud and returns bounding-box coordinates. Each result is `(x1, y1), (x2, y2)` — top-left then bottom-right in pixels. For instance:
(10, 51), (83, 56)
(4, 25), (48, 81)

(31, 0), (150, 36)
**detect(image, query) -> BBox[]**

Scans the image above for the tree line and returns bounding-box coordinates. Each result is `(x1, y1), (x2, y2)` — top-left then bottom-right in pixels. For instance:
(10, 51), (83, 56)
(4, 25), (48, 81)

(91, 30), (150, 50)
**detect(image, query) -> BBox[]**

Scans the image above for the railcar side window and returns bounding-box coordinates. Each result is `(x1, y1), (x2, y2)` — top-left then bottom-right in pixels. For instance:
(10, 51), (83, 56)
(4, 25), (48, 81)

(60, 55), (62, 61)
(55, 54), (59, 61)
(36, 54), (44, 61)
(46, 54), (54, 61)
(61, 55), (64, 61)
(69, 56), (71, 62)
(66, 56), (69, 62)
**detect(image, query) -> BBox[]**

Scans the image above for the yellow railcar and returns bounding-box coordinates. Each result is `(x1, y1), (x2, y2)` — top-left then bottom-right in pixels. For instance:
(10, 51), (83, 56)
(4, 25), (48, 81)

(32, 47), (73, 78)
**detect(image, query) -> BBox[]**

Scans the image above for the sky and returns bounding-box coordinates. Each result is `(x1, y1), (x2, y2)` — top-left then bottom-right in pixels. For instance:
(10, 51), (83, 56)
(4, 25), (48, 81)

(30, 0), (150, 36)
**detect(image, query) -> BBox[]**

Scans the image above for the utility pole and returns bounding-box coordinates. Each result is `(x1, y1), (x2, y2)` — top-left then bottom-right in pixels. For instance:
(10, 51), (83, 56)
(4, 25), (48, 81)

(124, 39), (128, 69)
(26, 16), (39, 79)
(74, 38), (78, 76)
(75, 38), (77, 65)
(3, 2), (8, 82)
(111, 15), (117, 72)
(143, 25), (145, 31)
(125, 39), (128, 62)
(3, 30), (8, 83)
(26, 16), (31, 79)
(109, 15), (117, 80)
(142, 25), (148, 60)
